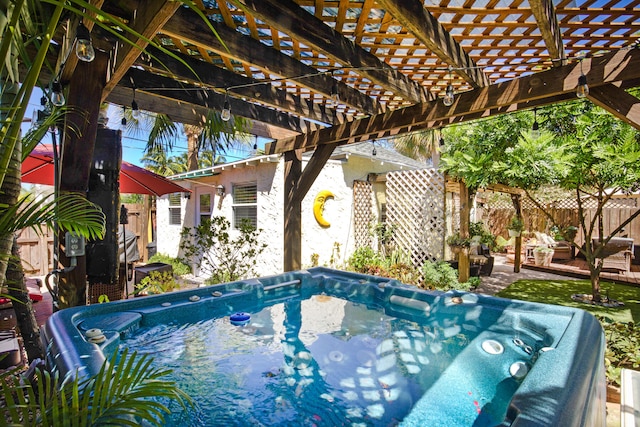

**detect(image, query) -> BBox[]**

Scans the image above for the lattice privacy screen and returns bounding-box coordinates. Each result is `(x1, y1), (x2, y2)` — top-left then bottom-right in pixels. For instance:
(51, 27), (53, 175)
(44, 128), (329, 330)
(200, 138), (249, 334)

(386, 169), (445, 267)
(353, 180), (373, 249)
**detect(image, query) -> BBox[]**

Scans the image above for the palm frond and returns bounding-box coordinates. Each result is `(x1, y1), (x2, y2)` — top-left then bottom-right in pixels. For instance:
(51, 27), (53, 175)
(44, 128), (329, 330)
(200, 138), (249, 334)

(0, 193), (105, 240)
(3, 349), (191, 426)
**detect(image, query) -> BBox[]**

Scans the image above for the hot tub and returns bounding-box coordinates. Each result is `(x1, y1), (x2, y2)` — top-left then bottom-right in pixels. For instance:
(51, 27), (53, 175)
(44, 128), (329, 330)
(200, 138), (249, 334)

(42, 267), (606, 426)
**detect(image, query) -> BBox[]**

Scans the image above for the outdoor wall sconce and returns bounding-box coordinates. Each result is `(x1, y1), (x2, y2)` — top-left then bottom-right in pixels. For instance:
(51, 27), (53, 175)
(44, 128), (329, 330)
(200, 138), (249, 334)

(75, 21), (95, 62)
(183, 192), (191, 199)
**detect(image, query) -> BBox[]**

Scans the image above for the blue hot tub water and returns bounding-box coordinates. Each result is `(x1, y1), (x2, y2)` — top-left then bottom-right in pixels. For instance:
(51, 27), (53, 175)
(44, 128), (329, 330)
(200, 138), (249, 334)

(42, 267), (606, 426)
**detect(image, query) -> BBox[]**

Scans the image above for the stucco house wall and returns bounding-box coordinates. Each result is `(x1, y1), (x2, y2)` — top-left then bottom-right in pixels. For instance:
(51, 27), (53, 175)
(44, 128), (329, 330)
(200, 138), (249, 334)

(156, 143), (426, 278)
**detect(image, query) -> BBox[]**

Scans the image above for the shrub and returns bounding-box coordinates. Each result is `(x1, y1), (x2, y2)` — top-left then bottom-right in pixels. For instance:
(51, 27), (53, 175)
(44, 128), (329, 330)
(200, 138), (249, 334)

(148, 253), (191, 276)
(599, 316), (640, 387)
(421, 261), (475, 292)
(135, 270), (179, 295)
(179, 216), (267, 285)
(347, 246), (383, 273)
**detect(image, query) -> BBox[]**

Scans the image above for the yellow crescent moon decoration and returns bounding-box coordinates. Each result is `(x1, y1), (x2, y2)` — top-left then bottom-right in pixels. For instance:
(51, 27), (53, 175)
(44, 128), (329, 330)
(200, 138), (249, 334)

(313, 190), (334, 227)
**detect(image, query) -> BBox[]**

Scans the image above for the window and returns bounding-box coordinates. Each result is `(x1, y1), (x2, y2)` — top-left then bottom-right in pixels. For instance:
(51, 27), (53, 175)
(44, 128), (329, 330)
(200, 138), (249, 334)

(232, 183), (257, 228)
(168, 193), (182, 225)
(199, 193), (211, 224)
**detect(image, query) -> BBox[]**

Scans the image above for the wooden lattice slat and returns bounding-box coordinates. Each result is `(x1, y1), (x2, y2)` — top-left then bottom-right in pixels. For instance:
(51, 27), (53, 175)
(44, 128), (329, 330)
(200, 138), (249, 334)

(386, 169), (445, 267)
(353, 180), (373, 249)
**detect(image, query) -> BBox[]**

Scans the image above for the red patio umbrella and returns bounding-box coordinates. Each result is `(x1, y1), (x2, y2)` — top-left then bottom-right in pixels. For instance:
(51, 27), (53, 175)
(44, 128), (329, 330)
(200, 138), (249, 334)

(22, 145), (190, 196)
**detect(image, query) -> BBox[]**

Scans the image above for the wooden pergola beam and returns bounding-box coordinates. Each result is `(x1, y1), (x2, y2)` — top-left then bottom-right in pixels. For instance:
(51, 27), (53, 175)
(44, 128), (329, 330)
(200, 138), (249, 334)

(163, 8), (383, 115)
(377, 0), (489, 88)
(105, 83), (300, 140)
(121, 68), (314, 134)
(138, 46), (344, 126)
(228, 0), (431, 104)
(587, 84), (640, 131)
(101, 0), (180, 101)
(266, 47), (640, 154)
(530, 0), (566, 66)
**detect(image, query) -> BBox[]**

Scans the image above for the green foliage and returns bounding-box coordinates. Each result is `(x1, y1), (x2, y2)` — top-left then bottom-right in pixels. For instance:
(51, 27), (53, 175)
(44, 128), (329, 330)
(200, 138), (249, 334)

(446, 232), (471, 248)
(494, 235), (510, 251)
(135, 271), (179, 295)
(533, 246), (553, 254)
(506, 216), (524, 232)
(347, 246), (383, 273)
(599, 317), (640, 387)
(179, 216), (267, 285)
(469, 221), (496, 249)
(310, 253), (319, 267)
(0, 349), (191, 426)
(421, 261), (475, 292)
(148, 253), (191, 276)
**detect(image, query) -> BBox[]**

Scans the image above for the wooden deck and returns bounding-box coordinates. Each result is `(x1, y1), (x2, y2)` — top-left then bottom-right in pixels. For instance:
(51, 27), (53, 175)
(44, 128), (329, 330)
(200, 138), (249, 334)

(522, 258), (640, 286)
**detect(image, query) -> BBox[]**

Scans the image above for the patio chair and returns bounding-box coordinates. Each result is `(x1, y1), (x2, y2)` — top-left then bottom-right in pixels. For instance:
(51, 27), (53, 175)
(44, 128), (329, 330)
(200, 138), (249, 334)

(534, 232), (573, 261)
(593, 237), (634, 273)
(469, 244), (494, 276)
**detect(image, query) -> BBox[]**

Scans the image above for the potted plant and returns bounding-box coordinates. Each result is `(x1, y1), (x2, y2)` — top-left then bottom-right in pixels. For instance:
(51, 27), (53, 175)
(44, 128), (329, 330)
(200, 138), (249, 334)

(533, 246), (554, 266)
(446, 232), (471, 256)
(507, 216), (525, 237)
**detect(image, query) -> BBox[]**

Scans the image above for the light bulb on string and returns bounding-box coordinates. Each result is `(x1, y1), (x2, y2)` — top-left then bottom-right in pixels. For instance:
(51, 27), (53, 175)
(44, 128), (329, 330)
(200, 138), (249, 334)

(131, 88), (140, 119)
(443, 67), (455, 107)
(121, 106), (127, 127)
(221, 91), (231, 122)
(531, 107), (540, 137)
(75, 21), (95, 62)
(51, 81), (65, 107)
(576, 56), (589, 98)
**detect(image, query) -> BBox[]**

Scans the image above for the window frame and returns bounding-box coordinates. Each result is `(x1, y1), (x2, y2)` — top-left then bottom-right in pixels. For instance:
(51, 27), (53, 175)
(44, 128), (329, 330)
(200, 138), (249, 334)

(232, 182), (258, 228)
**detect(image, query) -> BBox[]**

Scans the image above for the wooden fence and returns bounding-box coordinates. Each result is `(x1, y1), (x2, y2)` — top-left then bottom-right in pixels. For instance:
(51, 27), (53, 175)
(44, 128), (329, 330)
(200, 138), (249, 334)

(17, 203), (152, 276)
(487, 205), (640, 247)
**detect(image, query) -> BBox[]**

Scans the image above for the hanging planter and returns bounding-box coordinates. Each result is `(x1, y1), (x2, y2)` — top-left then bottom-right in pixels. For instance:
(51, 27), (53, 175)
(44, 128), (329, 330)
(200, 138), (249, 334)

(507, 216), (525, 238)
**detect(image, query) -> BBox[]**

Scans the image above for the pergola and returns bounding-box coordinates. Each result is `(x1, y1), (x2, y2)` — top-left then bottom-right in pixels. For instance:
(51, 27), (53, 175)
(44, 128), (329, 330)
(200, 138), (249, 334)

(43, 0), (640, 276)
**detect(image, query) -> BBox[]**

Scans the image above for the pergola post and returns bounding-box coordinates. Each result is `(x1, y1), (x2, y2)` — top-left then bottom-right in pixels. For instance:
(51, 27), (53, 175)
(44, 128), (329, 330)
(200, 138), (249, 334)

(283, 150), (303, 272)
(282, 144), (338, 272)
(458, 181), (471, 283)
(57, 51), (108, 308)
(511, 194), (523, 273)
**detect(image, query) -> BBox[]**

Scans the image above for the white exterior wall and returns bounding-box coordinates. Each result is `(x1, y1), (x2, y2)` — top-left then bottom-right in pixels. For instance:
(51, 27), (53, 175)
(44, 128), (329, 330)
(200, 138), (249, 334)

(156, 153), (417, 278)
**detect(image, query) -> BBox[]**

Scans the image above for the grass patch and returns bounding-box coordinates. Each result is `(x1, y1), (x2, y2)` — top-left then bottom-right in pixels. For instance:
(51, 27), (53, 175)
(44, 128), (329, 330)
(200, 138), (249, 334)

(495, 279), (640, 323)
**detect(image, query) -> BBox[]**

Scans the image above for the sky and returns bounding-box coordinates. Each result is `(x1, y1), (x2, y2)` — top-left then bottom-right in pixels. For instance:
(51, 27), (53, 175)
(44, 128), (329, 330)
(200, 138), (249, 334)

(23, 89), (268, 168)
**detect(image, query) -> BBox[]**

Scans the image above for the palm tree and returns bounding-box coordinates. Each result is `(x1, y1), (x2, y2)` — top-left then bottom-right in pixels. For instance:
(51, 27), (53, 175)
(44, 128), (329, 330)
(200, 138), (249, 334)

(388, 128), (440, 164)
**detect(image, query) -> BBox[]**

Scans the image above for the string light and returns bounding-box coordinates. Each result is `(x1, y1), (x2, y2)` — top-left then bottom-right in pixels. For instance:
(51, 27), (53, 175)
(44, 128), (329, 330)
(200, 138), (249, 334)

(131, 88), (140, 119)
(576, 58), (589, 98)
(531, 107), (540, 137)
(443, 67), (455, 107)
(51, 81), (65, 107)
(75, 21), (95, 62)
(121, 106), (127, 127)
(221, 91), (231, 122)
